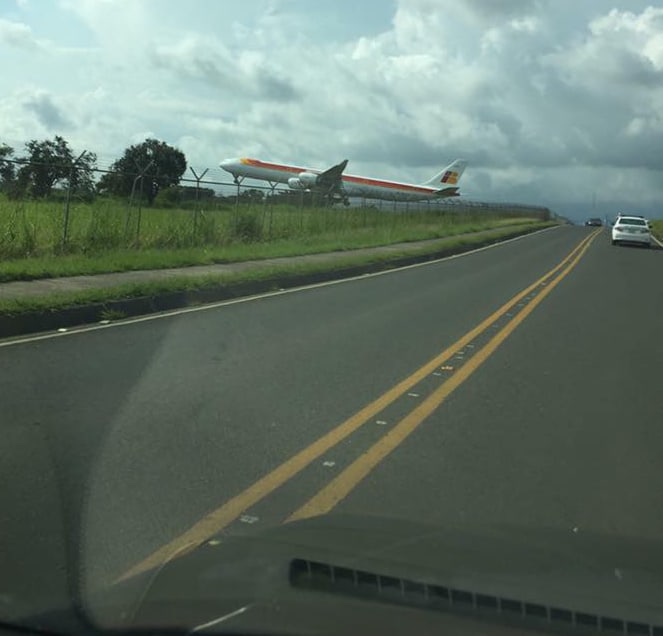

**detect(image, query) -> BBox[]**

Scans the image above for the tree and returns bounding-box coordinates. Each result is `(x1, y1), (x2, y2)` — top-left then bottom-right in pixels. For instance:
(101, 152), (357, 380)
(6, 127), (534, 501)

(13, 136), (97, 199)
(66, 150), (97, 201)
(0, 143), (15, 193)
(98, 138), (187, 204)
(238, 188), (264, 203)
(154, 185), (216, 208)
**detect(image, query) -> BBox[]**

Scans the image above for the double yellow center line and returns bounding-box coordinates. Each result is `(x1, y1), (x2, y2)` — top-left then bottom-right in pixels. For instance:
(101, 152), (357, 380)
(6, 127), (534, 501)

(118, 229), (600, 581)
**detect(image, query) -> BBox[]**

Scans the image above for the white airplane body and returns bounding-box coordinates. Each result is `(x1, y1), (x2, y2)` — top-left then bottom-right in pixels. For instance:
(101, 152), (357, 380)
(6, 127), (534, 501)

(219, 157), (467, 203)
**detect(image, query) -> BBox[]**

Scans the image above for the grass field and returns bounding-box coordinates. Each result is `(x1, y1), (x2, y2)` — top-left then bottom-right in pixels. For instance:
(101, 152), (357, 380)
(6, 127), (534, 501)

(0, 222), (555, 316)
(0, 195), (549, 281)
(650, 220), (663, 243)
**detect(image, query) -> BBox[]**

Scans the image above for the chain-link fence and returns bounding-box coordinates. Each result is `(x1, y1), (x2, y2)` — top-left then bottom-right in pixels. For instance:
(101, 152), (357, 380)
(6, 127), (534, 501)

(0, 158), (552, 260)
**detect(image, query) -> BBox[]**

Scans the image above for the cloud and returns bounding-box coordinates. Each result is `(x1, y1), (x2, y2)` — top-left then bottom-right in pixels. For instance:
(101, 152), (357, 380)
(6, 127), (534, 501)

(22, 91), (71, 130)
(0, 18), (40, 49)
(1, 0), (662, 218)
(58, 0), (150, 48)
(544, 7), (663, 88)
(534, 6), (663, 173)
(461, 0), (549, 22)
(149, 37), (298, 102)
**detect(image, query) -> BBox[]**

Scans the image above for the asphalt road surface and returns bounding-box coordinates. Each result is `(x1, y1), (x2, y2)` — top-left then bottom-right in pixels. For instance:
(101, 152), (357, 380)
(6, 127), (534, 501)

(1, 225), (662, 624)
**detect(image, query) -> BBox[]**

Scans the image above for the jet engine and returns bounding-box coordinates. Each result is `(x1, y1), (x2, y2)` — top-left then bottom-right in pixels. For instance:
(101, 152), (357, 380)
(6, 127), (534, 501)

(287, 172), (319, 190)
(297, 172), (319, 188)
(287, 178), (305, 190)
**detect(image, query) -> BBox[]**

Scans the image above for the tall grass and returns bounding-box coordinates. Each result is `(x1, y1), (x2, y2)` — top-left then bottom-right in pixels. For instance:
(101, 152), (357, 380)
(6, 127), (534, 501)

(0, 195), (552, 281)
(0, 195), (546, 258)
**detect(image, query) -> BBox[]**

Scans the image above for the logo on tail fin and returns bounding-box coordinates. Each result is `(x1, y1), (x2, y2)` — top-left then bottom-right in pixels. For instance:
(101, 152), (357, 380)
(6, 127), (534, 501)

(440, 171), (459, 185)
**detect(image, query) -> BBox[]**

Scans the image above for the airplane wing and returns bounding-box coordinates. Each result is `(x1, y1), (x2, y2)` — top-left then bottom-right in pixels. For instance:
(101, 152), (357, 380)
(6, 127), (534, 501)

(316, 159), (348, 192)
(434, 186), (460, 197)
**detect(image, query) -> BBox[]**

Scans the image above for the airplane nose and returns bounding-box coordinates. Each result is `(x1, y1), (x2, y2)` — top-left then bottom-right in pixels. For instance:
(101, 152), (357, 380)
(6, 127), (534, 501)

(219, 158), (239, 169)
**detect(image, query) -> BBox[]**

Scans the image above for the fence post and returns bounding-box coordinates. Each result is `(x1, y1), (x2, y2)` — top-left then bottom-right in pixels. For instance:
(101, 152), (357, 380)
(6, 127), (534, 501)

(136, 173), (144, 244)
(124, 174), (141, 238)
(126, 159), (154, 245)
(233, 176), (244, 231)
(190, 167), (208, 237)
(62, 150), (87, 247)
(267, 182), (276, 238)
(136, 162), (156, 245)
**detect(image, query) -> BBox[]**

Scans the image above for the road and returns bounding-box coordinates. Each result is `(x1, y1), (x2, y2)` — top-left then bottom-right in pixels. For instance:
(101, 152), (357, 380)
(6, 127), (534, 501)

(1, 225), (662, 624)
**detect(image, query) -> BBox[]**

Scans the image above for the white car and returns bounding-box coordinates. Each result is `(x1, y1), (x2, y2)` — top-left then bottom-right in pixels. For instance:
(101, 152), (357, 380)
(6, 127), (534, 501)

(612, 215), (652, 247)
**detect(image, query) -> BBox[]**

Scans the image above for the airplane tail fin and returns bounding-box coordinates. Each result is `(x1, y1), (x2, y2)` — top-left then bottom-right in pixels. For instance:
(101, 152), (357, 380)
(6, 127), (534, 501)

(422, 159), (467, 187)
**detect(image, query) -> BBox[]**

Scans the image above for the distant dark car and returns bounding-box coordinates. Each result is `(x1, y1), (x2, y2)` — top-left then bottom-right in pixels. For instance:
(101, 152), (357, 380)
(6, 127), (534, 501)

(585, 218), (602, 226)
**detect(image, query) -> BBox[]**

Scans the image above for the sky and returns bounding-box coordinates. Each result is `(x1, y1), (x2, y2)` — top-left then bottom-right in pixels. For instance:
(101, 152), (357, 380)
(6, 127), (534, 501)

(1, 0), (663, 220)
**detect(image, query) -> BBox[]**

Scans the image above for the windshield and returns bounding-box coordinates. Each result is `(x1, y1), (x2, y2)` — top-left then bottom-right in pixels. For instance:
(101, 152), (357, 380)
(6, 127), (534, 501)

(618, 218), (647, 226)
(1, 1), (662, 635)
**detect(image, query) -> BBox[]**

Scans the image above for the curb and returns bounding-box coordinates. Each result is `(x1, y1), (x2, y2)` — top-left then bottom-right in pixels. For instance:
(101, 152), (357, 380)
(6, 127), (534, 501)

(0, 225), (550, 339)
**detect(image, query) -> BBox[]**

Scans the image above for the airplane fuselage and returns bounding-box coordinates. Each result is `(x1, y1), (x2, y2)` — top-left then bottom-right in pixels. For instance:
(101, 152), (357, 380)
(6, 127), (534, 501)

(220, 158), (461, 202)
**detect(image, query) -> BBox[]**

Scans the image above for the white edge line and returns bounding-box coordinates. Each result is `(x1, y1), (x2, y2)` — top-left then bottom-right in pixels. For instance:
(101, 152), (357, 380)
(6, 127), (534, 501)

(0, 225), (561, 348)
(652, 235), (663, 248)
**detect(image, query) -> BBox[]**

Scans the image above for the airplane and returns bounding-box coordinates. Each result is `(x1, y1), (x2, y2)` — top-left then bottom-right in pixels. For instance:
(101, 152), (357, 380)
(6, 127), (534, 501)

(219, 157), (467, 205)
